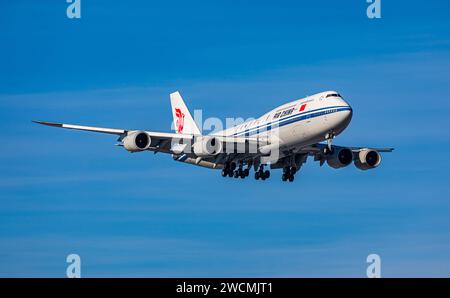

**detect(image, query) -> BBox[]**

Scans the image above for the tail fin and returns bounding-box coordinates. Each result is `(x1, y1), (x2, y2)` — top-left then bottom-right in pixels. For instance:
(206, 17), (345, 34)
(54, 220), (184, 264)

(170, 91), (201, 135)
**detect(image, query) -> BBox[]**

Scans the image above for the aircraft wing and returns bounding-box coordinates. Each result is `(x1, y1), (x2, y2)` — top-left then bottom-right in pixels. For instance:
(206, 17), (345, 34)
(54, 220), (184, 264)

(32, 120), (260, 155)
(290, 143), (393, 168)
(32, 120), (127, 135)
(300, 143), (394, 154)
(32, 120), (192, 153)
(258, 142), (394, 171)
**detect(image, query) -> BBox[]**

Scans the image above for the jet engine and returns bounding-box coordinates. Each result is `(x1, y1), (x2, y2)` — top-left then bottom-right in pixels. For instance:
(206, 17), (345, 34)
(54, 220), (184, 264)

(354, 149), (381, 170)
(326, 147), (353, 169)
(192, 136), (223, 157)
(123, 131), (151, 152)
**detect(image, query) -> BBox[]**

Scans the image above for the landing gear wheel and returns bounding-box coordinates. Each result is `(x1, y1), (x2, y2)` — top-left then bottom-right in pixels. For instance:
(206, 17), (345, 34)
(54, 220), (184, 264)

(282, 166), (297, 182)
(221, 169), (228, 177)
(256, 170), (265, 180)
(244, 168), (250, 177)
(255, 171), (260, 180)
(228, 171), (234, 178)
(290, 167), (297, 175)
(264, 170), (270, 179)
(234, 171), (239, 178)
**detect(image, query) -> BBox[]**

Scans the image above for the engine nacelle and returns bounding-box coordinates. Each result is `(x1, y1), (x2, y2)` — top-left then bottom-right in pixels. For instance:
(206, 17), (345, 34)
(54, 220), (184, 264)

(123, 131), (151, 152)
(326, 147), (353, 169)
(192, 136), (223, 157)
(354, 149), (381, 170)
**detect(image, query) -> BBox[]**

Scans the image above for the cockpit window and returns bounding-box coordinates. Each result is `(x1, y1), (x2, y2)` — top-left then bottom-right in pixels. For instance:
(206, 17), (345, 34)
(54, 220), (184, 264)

(326, 93), (342, 98)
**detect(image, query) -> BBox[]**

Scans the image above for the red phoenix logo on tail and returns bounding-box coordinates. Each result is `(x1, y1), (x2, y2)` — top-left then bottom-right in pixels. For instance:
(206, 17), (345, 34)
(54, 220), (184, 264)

(175, 108), (185, 133)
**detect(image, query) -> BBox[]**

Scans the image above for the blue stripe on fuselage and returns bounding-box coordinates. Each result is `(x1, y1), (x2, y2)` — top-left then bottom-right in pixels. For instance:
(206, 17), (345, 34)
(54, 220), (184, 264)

(232, 105), (351, 137)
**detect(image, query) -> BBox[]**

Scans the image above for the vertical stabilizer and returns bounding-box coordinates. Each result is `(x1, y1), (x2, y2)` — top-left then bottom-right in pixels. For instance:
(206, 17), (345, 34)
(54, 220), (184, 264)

(170, 91), (201, 135)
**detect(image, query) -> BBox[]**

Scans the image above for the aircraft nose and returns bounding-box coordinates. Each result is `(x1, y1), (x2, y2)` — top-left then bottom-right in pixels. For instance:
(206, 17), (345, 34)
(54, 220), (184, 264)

(341, 106), (353, 127)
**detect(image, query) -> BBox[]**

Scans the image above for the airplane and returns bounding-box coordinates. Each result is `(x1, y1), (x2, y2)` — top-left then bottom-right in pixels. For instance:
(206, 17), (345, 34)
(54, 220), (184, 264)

(33, 90), (393, 182)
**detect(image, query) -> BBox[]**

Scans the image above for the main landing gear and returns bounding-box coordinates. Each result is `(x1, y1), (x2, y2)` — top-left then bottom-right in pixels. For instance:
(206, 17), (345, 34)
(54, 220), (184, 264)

(282, 167), (296, 182)
(221, 160), (303, 182)
(221, 162), (250, 179)
(221, 162), (270, 181)
(254, 165), (270, 181)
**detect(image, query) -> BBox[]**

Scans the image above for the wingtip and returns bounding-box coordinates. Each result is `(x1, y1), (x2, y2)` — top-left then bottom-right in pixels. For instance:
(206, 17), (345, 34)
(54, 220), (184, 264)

(32, 120), (63, 127)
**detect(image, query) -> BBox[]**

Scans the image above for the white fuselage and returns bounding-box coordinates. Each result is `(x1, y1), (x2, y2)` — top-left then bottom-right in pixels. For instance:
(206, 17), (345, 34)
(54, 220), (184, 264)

(215, 91), (353, 151)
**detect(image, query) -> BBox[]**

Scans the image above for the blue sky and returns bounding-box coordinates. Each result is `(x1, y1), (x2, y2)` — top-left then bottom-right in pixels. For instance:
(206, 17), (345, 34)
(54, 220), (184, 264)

(1, 0), (450, 277)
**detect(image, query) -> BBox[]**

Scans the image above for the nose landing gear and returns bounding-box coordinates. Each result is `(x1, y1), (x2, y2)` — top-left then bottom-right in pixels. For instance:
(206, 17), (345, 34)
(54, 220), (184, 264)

(322, 131), (335, 156)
